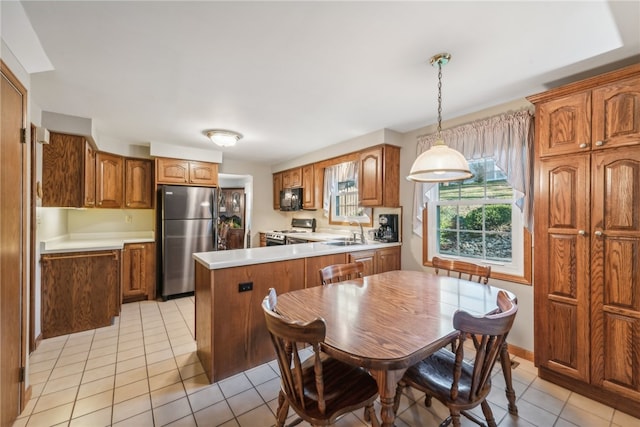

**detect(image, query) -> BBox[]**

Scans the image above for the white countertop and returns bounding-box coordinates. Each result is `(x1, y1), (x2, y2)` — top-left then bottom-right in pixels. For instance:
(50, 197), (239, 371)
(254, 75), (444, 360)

(40, 231), (155, 254)
(193, 241), (401, 270)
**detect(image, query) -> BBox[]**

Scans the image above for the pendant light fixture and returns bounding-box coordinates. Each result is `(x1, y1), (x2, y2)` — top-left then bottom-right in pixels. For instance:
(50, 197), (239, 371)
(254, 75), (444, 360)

(407, 53), (472, 183)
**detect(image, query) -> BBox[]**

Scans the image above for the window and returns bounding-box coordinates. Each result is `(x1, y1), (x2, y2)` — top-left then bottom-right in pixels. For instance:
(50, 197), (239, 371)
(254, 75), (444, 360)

(324, 161), (372, 225)
(425, 158), (524, 276)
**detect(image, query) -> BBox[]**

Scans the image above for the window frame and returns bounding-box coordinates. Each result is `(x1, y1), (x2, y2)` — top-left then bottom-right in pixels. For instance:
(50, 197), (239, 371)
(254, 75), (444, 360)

(421, 165), (532, 285)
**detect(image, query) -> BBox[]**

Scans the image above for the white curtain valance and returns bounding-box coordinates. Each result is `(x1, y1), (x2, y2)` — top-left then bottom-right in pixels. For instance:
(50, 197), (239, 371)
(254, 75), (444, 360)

(412, 109), (534, 235)
(323, 161), (358, 217)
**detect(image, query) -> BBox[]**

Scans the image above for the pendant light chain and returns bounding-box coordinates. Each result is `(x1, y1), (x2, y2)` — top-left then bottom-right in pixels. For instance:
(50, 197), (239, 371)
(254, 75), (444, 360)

(436, 61), (443, 138)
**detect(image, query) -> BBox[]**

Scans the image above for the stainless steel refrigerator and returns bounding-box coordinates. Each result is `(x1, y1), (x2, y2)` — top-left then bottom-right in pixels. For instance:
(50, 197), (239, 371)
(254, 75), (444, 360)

(160, 185), (217, 300)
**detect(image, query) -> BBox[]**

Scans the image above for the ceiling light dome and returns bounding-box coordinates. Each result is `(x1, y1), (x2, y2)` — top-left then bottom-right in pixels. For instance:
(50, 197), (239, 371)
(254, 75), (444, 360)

(204, 129), (243, 147)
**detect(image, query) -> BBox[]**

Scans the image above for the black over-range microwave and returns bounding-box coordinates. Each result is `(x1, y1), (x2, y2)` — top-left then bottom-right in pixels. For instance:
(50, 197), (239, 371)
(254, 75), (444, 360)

(280, 188), (303, 211)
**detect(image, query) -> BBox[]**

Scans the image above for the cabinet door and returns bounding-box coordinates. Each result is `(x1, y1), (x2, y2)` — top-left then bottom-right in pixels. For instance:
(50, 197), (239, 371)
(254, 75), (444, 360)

(125, 159), (153, 208)
(592, 76), (640, 150)
(96, 152), (124, 208)
(189, 161), (218, 186)
(156, 158), (189, 184)
(590, 146), (640, 401)
(348, 250), (376, 277)
(42, 132), (85, 207)
(305, 254), (348, 288)
(534, 154), (590, 382)
(289, 167), (302, 187)
(375, 246), (400, 273)
(41, 251), (120, 338)
(83, 141), (96, 207)
(359, 146), (384, 206)
(273, 172), (282, 210)
(536, 91), (591, 157)
(226, 229), (245, 250)
(122, 243), (155, 303)
(302, 164), (315, 208)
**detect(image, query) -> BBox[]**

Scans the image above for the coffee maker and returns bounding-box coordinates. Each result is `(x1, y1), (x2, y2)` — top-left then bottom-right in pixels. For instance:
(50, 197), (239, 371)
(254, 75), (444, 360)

(374, 214), (399, 242)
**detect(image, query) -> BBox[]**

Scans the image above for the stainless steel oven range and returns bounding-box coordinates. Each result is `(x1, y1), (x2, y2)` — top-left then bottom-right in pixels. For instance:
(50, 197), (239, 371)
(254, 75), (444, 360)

(265, 218), (316, 246)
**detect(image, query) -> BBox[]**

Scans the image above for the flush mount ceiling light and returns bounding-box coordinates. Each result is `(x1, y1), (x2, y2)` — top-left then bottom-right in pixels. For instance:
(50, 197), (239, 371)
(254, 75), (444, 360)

(407, 53), (472, 183)
(204, 129), (243, 147)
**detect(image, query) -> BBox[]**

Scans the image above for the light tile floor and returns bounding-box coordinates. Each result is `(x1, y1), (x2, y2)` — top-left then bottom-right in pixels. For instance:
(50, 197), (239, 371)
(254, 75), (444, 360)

(13, 297), (640, 427)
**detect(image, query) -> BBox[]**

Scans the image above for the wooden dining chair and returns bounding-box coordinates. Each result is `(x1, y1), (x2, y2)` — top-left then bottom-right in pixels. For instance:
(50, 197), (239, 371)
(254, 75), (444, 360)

(394, 291), (518, 427)
(319, 262), (364, 285)
(262, 288), (380, 427)
(432, 256), (491, 284)
(432, 256), (518, 415)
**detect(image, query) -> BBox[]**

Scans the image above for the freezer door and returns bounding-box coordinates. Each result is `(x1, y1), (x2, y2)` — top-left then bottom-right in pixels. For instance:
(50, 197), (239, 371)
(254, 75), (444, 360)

(162, 185), (215, 220)
(162, 218), (215, 298)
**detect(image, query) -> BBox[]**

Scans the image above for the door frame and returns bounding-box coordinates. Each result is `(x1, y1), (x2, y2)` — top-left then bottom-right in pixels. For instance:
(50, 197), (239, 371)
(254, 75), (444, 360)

(1, 59), (29, 419)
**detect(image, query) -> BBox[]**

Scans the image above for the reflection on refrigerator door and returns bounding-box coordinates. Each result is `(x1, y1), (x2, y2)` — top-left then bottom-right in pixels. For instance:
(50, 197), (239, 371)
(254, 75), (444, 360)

(162, 219), (214, 299)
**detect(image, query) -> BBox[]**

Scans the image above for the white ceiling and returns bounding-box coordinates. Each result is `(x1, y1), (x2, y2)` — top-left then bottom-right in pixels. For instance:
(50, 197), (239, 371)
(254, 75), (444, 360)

(10, 1), (640, 164)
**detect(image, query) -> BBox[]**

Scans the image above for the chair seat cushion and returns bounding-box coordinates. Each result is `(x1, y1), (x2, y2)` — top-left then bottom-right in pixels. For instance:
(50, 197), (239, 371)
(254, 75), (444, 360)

(293, 355), (379, 421)
(403, 348), (491, 405)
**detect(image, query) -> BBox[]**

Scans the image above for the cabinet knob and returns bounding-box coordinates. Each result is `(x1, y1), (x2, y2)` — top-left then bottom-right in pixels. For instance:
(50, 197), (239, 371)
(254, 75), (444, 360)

(595, 140), (604, 147)
(579, 143), (589, 149)
(594, 230), (603, 237)
(578, 230), (586, 236)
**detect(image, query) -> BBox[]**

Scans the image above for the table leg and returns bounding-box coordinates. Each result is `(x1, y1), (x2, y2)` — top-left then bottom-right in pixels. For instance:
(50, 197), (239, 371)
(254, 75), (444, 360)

(500, 342), (518, 415)
(370, 368), (406, 427)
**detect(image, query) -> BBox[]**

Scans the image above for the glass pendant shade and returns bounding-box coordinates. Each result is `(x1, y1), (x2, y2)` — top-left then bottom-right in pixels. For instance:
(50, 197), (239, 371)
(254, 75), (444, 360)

(407, 141), (472, 182)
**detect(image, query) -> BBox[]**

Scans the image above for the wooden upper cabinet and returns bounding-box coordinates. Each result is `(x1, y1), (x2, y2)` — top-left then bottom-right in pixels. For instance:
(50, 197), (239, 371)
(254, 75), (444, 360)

(155, 157), (218, 186)
(273, 172), (282, 210)
(282, 167), (302, 188)
(83, 143), (96, 207)
(592, 76), (640, 150)
(189, 161), (218, 186)
(302, 164), (316, 209)
(42, 132), (96, 208)
(96, 152), (124, 208)
(535, 91), (591, 157)
(359, 144), (400, 207)
(125, 158), (153, 209)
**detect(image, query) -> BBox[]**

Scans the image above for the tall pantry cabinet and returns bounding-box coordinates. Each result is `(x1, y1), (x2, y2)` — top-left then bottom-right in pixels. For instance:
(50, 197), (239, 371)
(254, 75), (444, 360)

(528, 64), (640, 418)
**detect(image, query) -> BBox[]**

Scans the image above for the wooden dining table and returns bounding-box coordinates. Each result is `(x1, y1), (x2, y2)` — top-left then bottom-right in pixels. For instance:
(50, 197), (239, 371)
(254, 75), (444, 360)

(275, 269), (517, 427)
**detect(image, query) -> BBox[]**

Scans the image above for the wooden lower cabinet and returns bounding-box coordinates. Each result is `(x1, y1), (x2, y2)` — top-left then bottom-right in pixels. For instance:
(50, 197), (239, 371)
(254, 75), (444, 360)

(376, 246), (401, 273)
(348, 250), (376, 277)
(226, 229), (245, 250)
(305, 253), (348, 288)
(195, 259), (305, 382)
(41, 250), (120, 338)
(122, 243), (155, 303)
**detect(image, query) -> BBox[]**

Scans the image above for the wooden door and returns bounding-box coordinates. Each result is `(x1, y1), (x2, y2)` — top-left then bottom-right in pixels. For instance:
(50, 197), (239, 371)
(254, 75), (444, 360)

(302, 164), (315, 208)
(536, 91), (592, 157)
(359, 146), (383, 206)
(1, 60), (27, 427)
(273, 172), (282, 209)
(534, 154), (591, 382)
(348, 250), (376, 277)
(122, 243), (155, 302)
(375, 246), (401, 273)
(83, 141), (96, 207)
(590, 146), (640, 402)
(189, 161), (218, 186)
(96, 152), (123, 208)
(592, 76), (640, 150)
(156, 157), (189, 184)
(125, 158), (152, 208)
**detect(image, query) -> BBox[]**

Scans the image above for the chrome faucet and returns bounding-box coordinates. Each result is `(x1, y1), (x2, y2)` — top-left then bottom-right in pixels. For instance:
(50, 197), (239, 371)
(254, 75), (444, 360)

(350, 220), (366, 244)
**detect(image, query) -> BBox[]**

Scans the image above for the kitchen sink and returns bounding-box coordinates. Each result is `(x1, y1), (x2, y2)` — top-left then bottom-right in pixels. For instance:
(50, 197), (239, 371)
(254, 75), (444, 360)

(323, 240), (360, 246)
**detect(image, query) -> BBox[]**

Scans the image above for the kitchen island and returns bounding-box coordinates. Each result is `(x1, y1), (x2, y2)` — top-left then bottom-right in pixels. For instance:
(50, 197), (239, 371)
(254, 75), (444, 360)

(193, 241), (401, 382)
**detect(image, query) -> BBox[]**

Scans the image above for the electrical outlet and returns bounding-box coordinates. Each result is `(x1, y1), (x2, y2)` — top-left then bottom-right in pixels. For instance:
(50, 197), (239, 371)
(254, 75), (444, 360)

(125, 215), (133, 223)
(238, 282), (253, 292)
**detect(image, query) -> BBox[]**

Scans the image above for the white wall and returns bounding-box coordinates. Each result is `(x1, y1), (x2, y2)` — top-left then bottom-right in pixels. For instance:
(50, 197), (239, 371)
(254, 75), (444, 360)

(67, 209), (154, 234)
